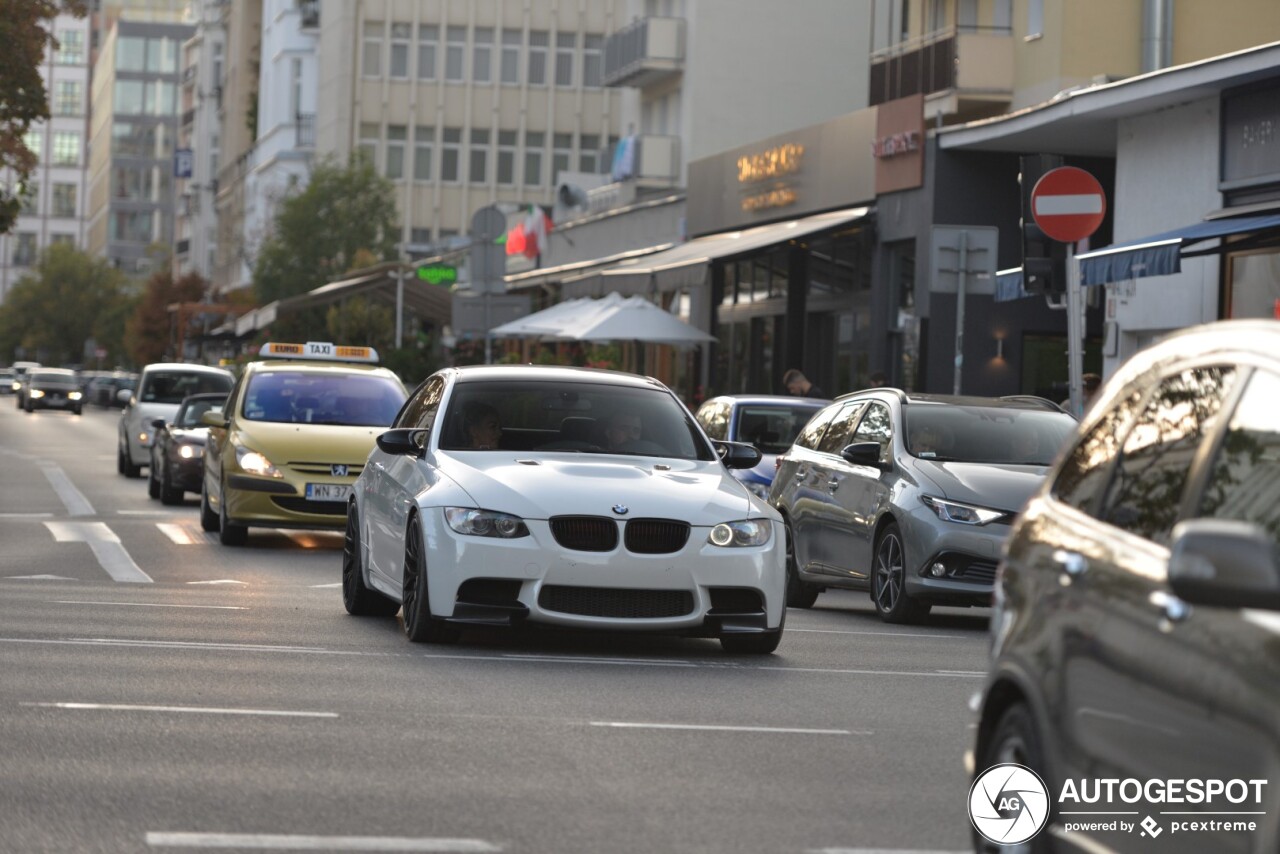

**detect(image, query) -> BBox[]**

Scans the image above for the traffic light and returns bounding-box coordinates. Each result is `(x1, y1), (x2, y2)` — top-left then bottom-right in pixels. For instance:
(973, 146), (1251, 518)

(1019, 154), (1067, 295)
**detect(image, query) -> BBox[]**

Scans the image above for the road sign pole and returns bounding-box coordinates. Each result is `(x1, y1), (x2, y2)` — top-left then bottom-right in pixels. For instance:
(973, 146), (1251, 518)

(395, 266), (405, 349)
(953, 230), (968, 395)
(1065, 244), (1084, 416)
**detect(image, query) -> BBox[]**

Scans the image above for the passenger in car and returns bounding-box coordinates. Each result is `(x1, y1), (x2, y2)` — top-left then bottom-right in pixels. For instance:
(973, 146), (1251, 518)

(463, 402), (502, 450)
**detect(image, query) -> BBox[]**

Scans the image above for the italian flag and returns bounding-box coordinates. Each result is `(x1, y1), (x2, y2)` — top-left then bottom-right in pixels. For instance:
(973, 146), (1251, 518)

(505, 205), (554, 260)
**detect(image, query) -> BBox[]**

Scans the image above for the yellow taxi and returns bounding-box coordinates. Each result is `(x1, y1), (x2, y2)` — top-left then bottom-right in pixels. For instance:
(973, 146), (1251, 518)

(200, 342), (409, 546)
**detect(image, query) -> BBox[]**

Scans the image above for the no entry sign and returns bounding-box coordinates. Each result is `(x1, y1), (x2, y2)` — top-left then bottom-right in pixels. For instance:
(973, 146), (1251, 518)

(1031, 166), (1106, 243)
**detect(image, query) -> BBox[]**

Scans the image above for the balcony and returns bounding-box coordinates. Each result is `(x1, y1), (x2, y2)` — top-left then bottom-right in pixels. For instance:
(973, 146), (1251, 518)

(869, 27), (1013, 123)
(602, 17), (685, 89)
(295, 113), (315, 149)
(605, 134), (681, 188)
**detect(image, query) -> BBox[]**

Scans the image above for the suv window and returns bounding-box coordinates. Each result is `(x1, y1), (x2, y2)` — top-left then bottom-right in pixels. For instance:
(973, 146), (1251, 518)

(1197, 368), (1280, 541)
(1052, 386), (1147, 514)
(816, 402), (866, 455)
(851, 402), (892, 463)
(1098, 366), (1238, 546)
(794, 403), (840, 450)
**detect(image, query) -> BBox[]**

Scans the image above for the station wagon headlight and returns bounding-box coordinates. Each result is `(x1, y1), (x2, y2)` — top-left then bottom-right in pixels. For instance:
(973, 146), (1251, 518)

(445, 507), (529, 539)
(69, 391), (82, 400)
(921, 495), (1006, 526)
(235, 445), (282, 478)
(29, 389), (45, 399)
(708, 520), (771, 547)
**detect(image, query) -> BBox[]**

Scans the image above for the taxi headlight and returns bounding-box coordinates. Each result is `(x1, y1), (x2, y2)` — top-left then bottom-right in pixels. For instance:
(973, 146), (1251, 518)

(444, 507), (529, 539)
(235, 445), (282, 478)
(708, 520), (771, 548)
(69, 391), (82, 401)
(29, 389), (45, 399)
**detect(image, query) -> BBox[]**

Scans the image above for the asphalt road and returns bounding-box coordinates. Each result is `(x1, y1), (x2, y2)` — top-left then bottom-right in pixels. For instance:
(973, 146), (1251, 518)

(0, 399), (990, 854)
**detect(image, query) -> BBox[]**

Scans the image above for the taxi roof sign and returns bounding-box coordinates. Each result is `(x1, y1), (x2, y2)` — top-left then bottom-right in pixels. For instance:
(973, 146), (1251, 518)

(259, 342), (380, 363)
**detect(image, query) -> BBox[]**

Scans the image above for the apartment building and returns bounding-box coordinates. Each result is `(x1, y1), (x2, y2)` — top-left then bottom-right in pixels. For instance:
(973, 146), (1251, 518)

(173, 0), (225, 280)
(0, 12), (91, 303)
(85, 19), (195, 274)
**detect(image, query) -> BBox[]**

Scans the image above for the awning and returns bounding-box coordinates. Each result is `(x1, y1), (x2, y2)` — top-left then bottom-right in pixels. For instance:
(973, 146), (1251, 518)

(993, 268), (1029, 302)
(1078, 213), (1280, 287)
(503, 244), (673, 291)
(560, 206), (871, 298)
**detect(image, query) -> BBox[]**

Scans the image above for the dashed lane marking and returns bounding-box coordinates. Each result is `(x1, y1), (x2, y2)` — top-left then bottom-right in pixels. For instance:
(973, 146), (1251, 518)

(36, 459), (94, 516)
(52, 600), (247, 611)
(23, 702), (337, 718)
(144, 833), (502, 852)
(589, 721), (864, 735)
(42, 521), (152, 583)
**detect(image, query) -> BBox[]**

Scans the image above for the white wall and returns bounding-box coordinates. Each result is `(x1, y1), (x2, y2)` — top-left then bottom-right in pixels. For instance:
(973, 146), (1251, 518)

(1106, 95), (1221, 374)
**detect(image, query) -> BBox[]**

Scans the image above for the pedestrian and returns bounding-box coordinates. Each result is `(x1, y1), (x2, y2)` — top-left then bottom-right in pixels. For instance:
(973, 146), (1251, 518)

(868, 371), (888, 388)
(782, 369), (827, 400)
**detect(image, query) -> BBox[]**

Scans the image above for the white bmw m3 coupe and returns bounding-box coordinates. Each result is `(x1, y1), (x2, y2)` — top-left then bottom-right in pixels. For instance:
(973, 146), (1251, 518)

(342, 365), (787, 654)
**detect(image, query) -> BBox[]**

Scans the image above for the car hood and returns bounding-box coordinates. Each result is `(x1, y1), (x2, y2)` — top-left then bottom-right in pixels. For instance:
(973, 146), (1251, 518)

(434, 453), (758, 522)
(912, 460), (1048, 513)
(235, 422), (384, 465)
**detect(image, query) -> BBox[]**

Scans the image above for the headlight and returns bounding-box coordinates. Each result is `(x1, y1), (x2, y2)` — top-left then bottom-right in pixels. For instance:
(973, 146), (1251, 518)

(235, 445), (282, 478)
(444, 507), (529, 539)
(744, 481), (771, 499)
(177, 444), (203, 460)
(707, 520), (771, 547)
(9, 381), (18, 391)
(29, 389), (45, 399)
(920, 495), (1007, 526)
(69, 391), (82, 400)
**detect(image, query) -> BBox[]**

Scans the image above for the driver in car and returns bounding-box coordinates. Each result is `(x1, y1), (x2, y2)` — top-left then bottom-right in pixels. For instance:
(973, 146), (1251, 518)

(604, 411), (643, 451)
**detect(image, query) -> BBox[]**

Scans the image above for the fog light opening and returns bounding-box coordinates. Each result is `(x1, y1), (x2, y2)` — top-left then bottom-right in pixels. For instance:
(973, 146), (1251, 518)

(930, 561), (947, 578)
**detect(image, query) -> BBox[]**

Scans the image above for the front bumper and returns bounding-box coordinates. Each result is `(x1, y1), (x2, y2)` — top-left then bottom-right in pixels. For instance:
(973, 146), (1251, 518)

(416, 510), (787, 633)
(899, 503), (1003, 606)
(29, 394), (80, 411)
(223, 471), (356, 530)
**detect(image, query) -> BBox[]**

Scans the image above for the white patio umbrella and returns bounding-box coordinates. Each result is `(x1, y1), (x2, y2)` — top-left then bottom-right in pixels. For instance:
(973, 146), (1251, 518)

(555, 295), (714, 347)
(488, 293), (625, 338)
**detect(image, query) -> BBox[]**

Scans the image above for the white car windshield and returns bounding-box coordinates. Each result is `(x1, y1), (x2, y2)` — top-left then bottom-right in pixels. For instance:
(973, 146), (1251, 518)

(439, 380), (717, 461)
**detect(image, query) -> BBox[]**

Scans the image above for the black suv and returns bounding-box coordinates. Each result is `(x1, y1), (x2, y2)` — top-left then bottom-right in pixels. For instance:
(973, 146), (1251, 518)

(970, 320), (1280, 853)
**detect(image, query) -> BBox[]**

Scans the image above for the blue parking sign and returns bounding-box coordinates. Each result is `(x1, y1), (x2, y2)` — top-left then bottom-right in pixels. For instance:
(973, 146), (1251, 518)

(174, 149), (194, 178)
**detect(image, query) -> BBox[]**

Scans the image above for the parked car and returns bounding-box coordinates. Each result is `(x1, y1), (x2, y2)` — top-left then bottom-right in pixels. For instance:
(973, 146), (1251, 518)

(0, 368), (14, 395)
(969, 320), (1280, 854)
(148, 392), (229, 505)
(343, 364), (785, 653)
(769, 389), (1076, 622)
(11, 361), (41, 408)
(200, 342), (407, 545)
(118, 363), (235, 478)
(21, 368), (83, 414)
(88, 372), (139, 408)
(694, 394), (827, 498)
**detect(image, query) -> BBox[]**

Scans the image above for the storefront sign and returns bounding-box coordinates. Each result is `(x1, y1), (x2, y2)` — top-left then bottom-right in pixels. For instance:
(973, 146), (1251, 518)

(416, 263), (457, 286)
(874, 95), (925, 195)
(737, 143), (805, 183)
(872, 131), (920, 157)
(1222, 84), (1280, 190)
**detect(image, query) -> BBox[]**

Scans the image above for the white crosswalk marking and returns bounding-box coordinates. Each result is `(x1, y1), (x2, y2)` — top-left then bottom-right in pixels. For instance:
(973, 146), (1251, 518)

(42, 521), (152, 583)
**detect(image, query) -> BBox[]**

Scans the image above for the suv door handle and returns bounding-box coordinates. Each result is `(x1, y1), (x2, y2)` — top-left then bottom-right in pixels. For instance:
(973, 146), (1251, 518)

(826, 477), (841, 492)
(1149, 590), (1190, 623)
(1052, 549), (1087, 578)
(794, 467), (807, 480)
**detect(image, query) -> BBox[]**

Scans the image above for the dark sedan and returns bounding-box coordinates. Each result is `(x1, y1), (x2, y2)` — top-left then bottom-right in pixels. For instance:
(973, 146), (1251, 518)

(22, 369), (83, 414)
(148, 392), (228, 505)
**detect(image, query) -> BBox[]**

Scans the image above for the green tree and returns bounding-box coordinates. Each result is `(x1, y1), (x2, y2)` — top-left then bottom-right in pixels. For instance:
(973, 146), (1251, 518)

(253, 155), (398, 304)
(0, 244), (135, 365)
(0, 1), (86, 235)
(124, 269), (209, 366)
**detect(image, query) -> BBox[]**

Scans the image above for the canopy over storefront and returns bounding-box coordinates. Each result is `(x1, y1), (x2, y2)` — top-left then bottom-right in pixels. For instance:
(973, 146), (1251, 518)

(1077, 213), (1280, 286)
(491, 292), (711, 347)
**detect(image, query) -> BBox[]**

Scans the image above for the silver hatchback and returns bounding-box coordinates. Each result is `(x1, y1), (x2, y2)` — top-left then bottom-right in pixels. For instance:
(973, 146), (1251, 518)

(769, 390), (1076, 623)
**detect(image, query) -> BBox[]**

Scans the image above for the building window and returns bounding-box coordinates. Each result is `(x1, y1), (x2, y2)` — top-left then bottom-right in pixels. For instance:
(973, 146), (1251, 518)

(50, 234), (74, 247)
(23, 129), (42, 156)
(147, 37), (177, 73)
(500, 29), (521, 84)
(523, 130), (543, 185)
(497, 130), (516, 184)
(290, 58), (303, 118)
(52, 132), (80, 166)
(527, 31), (548, 85)
(110, 211), (153, 243)
(117, 35), (147, 72)
(386, 125), (407, 179)
(469, 129), (489, 183)
(115, 80), (145, 114)
(414, 126), (434, 181)
(445, 26), (466, 81)
(13, 233), (37, 267)
(579, 134), (600, 173)
(552, 133), (572, 184)
(362, 21), (383, 77)
(417, 25), (438, 79)
(583, 34), (602, 87)
(554, 32), (575, 87)
(441, 128), (461, 181)
(145, 81), (176, 116)
(52, 184), (76, 218)
(410, 227), (432, 246)
(994, 0), (1012, 30)
(359, 122), (379, 168)
(19, 184), (37, 215)
(473, 27), (493, 83)
(389, 23), (411, 78)
(1027, 0), (1043, 37)
(56, 29), (84, 65)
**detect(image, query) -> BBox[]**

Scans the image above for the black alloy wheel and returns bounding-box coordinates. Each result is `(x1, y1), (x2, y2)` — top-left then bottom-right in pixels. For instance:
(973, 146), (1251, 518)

(784, 520), (820, 609)
(199, 480), (219, 532)
(342, 506), (399, 617)
(871, 522), (930, 624)
(217, 479), (247, 546)
(973, 702), (1052, 854)
(118, 442), (141, 479)
(400, 516), (459, 644)
(147, 456), (161, 499)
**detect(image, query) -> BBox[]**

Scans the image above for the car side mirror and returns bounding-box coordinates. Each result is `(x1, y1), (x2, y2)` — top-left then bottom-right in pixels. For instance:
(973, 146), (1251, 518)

(840, 441), (887, 469)
(200, 410), (229, 428)
(149, 418), (166, 431)
(116, 388), (133, 405)
(1168, 518), (1280, 610)
(376, 428), (426, 457)
(713, 440), (763, 470)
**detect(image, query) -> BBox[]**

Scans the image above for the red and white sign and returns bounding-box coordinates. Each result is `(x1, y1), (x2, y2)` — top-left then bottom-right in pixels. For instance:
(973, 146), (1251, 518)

(1031, 166), (1106, 243)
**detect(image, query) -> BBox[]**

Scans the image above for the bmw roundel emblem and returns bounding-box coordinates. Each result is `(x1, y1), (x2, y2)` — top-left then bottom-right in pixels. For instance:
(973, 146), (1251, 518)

(612, 504), (629, 515)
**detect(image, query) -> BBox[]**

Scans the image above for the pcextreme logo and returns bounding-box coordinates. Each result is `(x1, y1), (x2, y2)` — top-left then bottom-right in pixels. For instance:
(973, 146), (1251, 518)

(969, 768), (1270, 844)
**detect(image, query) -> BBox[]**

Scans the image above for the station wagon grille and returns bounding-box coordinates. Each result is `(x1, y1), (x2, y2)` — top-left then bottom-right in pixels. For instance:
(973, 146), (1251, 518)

(550, 516), (618, 551)
(623, 519), (690, 554)
(538, 585), (694, 619)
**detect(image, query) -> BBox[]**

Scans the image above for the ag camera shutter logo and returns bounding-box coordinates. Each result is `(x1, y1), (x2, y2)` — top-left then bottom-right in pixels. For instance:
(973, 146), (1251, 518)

(969, 763), (1051, 845)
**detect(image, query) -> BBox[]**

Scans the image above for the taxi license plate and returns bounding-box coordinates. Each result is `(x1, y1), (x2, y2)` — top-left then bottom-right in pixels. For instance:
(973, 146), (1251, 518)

(305, 483), (352, 502)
